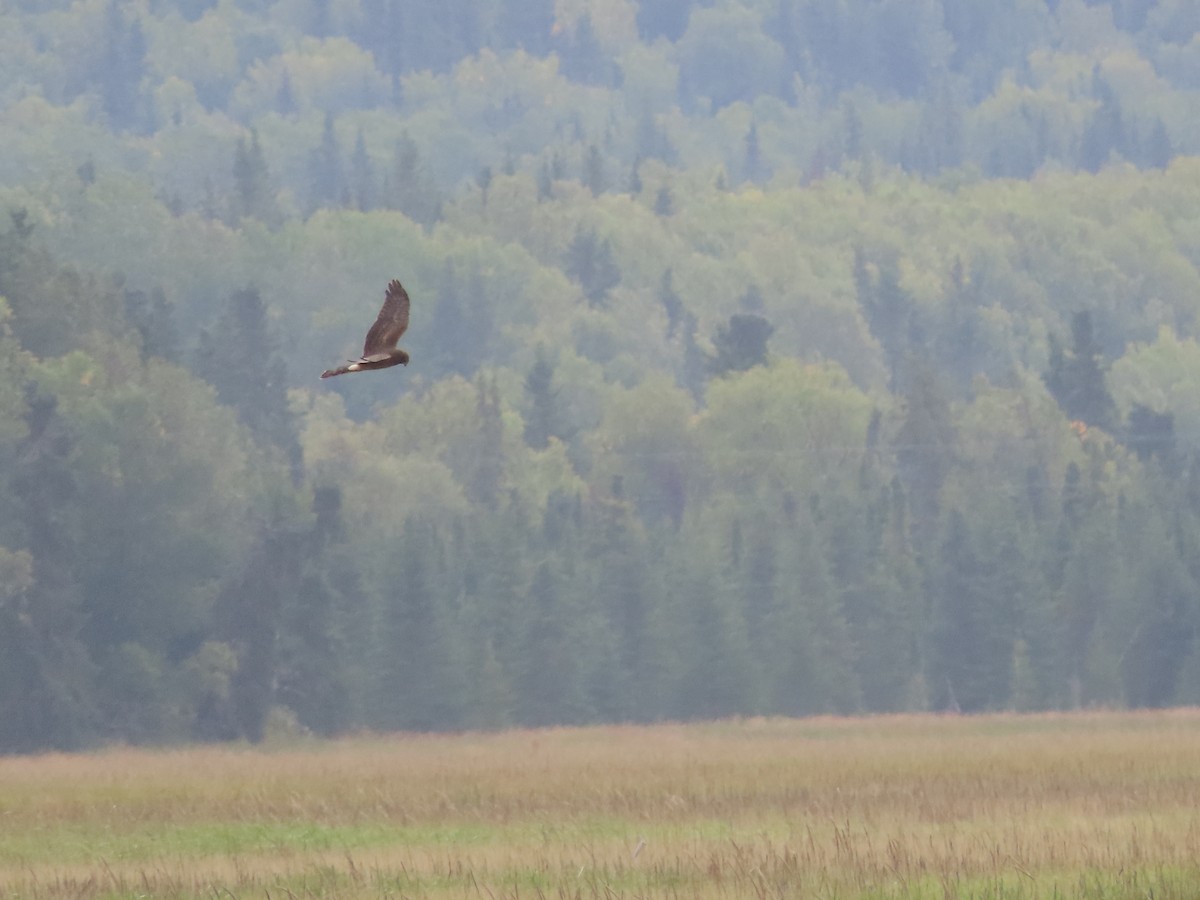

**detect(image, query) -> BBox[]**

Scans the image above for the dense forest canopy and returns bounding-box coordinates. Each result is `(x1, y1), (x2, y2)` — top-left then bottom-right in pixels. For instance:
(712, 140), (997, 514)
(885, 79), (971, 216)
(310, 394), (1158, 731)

(3, 0), (1200, 750)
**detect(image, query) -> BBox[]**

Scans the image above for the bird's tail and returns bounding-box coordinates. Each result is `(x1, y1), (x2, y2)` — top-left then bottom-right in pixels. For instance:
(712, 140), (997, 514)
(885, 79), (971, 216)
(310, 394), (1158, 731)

(320, 365), (351, 378)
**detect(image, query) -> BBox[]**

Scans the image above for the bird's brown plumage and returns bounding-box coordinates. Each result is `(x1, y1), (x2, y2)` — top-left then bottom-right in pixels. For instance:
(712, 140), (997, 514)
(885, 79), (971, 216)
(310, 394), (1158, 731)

(362, 279), (410, 356)
(321, 279), (412, 379)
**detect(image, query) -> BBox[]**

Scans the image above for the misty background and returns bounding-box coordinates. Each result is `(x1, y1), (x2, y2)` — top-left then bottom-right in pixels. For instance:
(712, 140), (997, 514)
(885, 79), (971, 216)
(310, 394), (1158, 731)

(2, 0), (1200, 751)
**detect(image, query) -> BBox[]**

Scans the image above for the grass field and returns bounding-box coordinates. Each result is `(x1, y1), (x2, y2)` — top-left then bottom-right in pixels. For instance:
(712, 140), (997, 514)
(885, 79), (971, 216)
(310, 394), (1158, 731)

(3, 711), (1200, 898)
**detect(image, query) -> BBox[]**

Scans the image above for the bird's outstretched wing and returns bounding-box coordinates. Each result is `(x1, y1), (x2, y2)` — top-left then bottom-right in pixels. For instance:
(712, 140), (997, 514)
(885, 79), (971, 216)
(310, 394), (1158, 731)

(362, 279), (410, 356)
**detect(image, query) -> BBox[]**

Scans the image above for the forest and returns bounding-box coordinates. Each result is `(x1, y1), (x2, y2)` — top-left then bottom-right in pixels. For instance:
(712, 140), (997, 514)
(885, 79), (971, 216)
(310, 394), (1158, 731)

(3, 0), (1200, 751)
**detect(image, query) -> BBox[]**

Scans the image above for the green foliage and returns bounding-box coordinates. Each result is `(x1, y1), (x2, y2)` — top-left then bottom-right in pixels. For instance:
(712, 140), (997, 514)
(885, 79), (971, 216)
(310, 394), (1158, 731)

(1044, 310), (1118, 432)
(566, 227), (621, 308)
(677, 6), (786, 110)
(194, 285), (301, 473)
(371, 519), (466, 730)
(708, 312), (773, 376)
(230, 130), (281, 226)
(98, 0), (148, 131)
(522, 345), (567, 450)
(6, 0), (1200, 747)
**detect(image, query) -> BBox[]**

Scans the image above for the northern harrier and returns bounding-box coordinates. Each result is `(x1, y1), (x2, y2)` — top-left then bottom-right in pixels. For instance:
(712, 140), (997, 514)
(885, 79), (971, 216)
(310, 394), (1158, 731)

(321, 279), (411, 378)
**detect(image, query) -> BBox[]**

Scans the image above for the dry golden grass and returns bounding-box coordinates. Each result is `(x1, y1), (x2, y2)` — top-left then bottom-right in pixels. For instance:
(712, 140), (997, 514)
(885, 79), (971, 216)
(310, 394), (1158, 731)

(3, 710), (1200, 898)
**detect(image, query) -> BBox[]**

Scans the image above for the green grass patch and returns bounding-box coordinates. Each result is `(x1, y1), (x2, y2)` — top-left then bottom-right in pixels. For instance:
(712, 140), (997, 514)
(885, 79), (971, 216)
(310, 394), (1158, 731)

(3, 712), (1200, 898)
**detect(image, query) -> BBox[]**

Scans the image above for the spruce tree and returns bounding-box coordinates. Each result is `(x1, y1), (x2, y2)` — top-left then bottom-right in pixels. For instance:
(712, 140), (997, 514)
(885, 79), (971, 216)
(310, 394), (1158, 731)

(349, 129), (375, 210)
(566, 228), (620, 308)
(523, 345), (563, 450)
(194, 287), (300, 476)
(709, 313), (773, 376)
(308, 113), (343, 211)
(388, 134), (442, 226)
(372, 521), (465, 730)
(1043, 311), (1116, 431)
(231, 130), (280, 226)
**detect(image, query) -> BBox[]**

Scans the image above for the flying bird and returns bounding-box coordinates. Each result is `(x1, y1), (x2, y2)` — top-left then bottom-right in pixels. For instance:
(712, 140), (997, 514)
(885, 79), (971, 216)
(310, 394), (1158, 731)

(321, 279), (411, 379)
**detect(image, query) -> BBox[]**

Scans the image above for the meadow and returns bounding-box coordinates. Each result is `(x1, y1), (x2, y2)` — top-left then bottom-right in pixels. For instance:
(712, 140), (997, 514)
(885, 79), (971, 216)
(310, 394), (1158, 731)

(2, 711), (1200, 899)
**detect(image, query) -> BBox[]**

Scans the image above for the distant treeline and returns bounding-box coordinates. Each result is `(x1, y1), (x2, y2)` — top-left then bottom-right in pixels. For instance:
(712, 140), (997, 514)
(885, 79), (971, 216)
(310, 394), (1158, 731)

(2, 1), (1200, 750)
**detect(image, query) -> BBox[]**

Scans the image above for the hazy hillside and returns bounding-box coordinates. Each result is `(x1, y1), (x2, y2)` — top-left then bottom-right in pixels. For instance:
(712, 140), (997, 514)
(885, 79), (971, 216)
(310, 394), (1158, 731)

(3, 0), (1200, 750)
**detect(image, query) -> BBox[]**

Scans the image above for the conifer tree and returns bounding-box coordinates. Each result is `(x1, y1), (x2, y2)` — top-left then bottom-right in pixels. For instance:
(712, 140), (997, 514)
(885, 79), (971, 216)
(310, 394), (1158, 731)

(0, 390), (94, 751)
(583, 144), (606, 195)
(709, 313), (773, 376)
(743, 121), (764, 183)
(537, 159), (554, 201)
(387, 134), (442, 226)
(231, 130), (280, 226)
(931, 509), (1005, 712)
(194, 287), (300, 476)
(659, 269), (683, 339)
(349, 128), (375, 211)
(559, 14), (612, 85)
(124, 287), (179, 363)
(516, 561), (585, 725)
(372, 521), (465, 730)
(1043, 311), (1116, 431)
(1080, 70), (1127, 172)
(678, 546), (758, 719)
(99, 1), (147, 131)
(308, 113), (344, 211)
(523, 345), (564, 450)
(566, 228), (620, 308)
(467, 375), (505, 508)
(895, 362), (955, 541)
